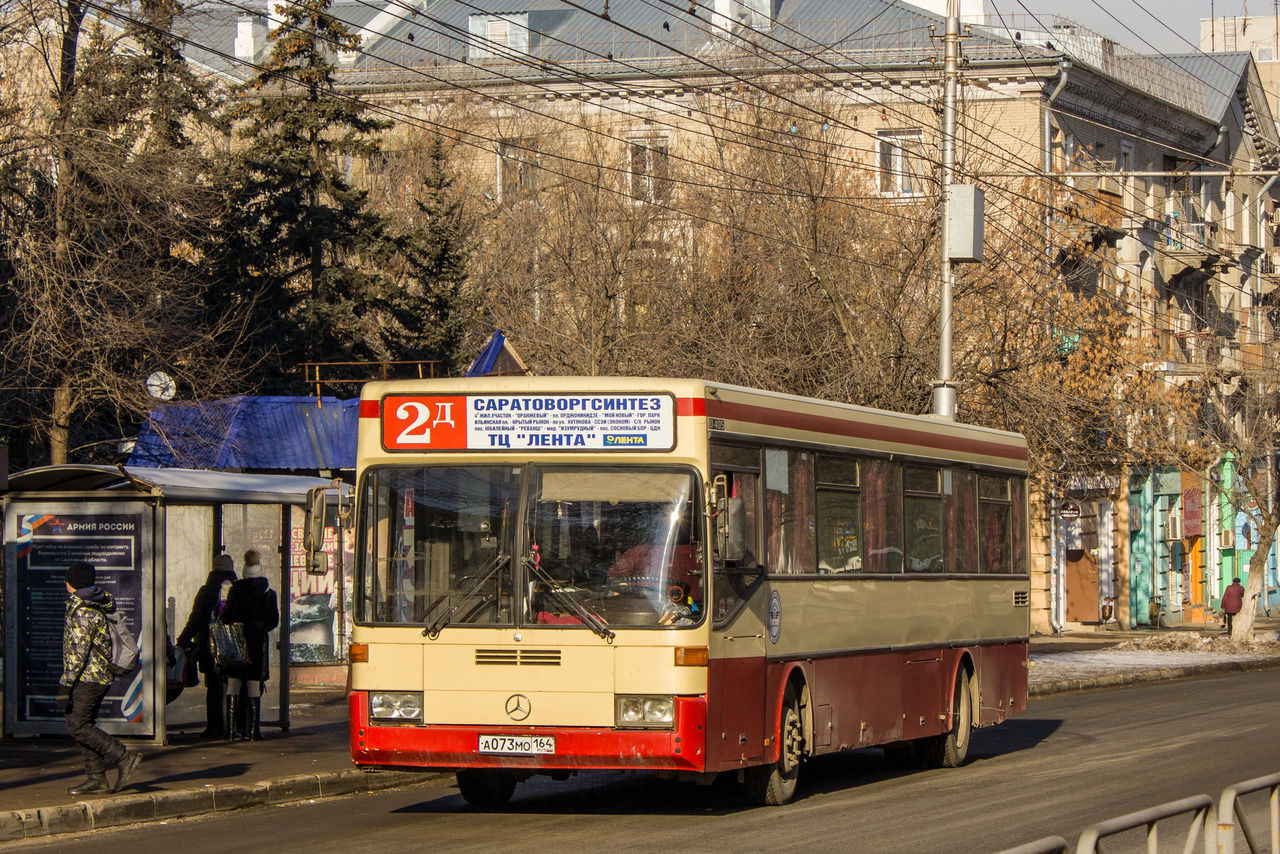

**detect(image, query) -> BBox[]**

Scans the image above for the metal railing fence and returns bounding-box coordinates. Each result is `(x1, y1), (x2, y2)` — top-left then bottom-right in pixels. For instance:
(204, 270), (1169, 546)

(996, 774), (1280, 854)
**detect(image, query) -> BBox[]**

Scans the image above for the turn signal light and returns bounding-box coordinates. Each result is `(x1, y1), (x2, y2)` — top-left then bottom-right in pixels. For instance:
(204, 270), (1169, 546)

(674, 647), (707, 666)
(349, 643), (369, 663)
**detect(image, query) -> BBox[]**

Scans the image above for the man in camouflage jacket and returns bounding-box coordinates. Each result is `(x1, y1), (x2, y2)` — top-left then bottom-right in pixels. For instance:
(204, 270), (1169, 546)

(57, 562), (143, 796)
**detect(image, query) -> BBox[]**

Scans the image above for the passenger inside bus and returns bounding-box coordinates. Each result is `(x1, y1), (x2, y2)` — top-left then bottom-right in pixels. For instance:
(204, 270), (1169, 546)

(605, 512), (703, 625)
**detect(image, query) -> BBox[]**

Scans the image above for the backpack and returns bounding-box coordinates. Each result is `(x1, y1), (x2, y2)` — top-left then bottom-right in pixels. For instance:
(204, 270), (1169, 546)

(103, 611), (141, 676)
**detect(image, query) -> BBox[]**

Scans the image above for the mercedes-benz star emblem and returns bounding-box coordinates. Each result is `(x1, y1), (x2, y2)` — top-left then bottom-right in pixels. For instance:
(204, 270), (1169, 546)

(505, 694), (531, 721)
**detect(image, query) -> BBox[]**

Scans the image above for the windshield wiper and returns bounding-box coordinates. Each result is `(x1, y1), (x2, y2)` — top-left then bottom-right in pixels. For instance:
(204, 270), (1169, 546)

(423, 553), (510, 639)
(523, 556), (615, 642)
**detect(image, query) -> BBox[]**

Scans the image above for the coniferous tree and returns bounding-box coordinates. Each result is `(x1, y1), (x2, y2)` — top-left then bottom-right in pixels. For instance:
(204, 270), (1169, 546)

(380, 134), (476, 374)
(214, 0), (397, 390)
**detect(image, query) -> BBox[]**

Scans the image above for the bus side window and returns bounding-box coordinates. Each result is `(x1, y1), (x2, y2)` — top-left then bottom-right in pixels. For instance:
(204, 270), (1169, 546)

(862, 459), (904, 573)
(764, 449), (815, 574)
(979, 475), (1013, 573)
(817, 455), (861, 573)
(948, 468), (978, 573)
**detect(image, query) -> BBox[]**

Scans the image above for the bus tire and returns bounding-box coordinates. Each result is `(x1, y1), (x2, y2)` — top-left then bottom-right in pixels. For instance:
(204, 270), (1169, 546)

(920, 670), (972, 769)
(456, 769), (517, 808)
(743, 683), (804, 806)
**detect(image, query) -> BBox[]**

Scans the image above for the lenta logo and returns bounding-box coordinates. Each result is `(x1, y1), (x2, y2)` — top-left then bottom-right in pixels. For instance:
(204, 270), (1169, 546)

(383, 396), (467, 450)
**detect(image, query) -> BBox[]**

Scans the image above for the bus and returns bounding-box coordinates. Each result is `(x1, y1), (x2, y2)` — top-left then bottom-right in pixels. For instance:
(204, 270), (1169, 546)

(338, 377), (1030, 806)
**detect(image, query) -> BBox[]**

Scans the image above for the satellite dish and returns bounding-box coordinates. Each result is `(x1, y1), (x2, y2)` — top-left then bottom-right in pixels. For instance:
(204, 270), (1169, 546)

(146, 371), (177, 400)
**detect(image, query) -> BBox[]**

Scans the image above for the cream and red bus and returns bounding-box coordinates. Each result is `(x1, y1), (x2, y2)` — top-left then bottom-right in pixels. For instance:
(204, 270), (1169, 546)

(341, 377), (1030, 807)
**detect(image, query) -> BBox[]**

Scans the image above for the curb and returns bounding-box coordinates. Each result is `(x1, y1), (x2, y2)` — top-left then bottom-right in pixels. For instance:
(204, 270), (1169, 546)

(0, 768), (447, 844)
(1029, 656), (1280, 697)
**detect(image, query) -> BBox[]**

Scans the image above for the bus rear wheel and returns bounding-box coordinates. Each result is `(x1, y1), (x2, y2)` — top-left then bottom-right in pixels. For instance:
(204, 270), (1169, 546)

(920, 671), (972, 769)
(743, 684), (804, 806)
(456, 769), (517, 808)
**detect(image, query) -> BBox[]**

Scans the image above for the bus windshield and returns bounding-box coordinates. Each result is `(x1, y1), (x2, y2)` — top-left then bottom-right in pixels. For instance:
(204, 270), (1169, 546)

(357, 464), (705, 630)
(359, 466), (521, 627)
(524, 467), (705, 629)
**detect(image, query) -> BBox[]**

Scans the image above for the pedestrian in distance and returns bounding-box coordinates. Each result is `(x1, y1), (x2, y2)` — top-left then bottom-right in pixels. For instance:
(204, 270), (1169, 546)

(219, 550), (279, 741)
(56, 562), (143, 796)
(176, 553), (237, 738)
(1222, 576), (1246, 635)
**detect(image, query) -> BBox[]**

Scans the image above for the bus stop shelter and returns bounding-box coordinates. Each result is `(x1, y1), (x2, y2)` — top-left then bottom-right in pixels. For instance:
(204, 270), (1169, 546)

(2, 465), (343, 742)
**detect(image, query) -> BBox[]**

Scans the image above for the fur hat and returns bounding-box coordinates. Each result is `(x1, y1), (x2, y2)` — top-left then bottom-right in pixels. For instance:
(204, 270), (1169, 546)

(243, 549), (263, 578)
(66, 562), (96, 590)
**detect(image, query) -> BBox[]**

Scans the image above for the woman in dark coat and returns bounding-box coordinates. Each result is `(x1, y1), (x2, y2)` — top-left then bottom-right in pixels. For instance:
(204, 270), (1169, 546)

(219, 550), (279, 740)
(176, 554), (237, 738)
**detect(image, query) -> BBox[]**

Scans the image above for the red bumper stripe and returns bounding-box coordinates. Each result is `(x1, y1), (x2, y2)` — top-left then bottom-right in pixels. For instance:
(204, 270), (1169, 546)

(350, 692), (706, 772)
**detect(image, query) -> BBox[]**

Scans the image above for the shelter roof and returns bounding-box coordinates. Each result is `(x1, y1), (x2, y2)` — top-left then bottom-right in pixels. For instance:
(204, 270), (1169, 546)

(3, 466), (345, 505)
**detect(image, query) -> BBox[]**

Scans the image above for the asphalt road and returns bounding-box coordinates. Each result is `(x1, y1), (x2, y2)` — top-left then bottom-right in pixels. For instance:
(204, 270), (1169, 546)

(10, 670), (1280, 854)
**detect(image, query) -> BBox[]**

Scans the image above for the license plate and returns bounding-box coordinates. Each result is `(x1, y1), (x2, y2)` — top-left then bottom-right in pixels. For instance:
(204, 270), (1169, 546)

(478, 734), (556, 755)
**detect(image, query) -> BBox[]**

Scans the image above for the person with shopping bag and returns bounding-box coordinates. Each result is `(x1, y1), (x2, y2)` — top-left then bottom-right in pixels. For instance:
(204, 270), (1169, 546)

(176, 554), (237, 738)
(218, 550), (280, 740)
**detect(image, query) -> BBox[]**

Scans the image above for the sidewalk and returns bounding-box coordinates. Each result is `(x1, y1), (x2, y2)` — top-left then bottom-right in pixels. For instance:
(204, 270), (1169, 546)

(1028, 616), (1280, 695)
(4, 625), (1280, 844)
(0, 687), (449, 843)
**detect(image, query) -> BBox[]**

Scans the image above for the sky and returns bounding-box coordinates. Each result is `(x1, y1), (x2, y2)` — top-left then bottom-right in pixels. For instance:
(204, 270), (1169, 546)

(987, 0), (1235, 56)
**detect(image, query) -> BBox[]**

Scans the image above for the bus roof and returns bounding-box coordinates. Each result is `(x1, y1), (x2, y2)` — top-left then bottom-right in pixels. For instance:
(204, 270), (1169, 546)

(359, 377), (1028, 471)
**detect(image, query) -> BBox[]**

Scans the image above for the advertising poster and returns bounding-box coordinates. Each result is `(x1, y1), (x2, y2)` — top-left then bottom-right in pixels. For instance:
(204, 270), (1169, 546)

(288, 518), (353, 665)
(14, 512), (145, 724)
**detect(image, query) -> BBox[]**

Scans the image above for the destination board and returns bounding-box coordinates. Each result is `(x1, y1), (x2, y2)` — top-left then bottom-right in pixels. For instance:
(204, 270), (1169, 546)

(381, 393), (676, 452)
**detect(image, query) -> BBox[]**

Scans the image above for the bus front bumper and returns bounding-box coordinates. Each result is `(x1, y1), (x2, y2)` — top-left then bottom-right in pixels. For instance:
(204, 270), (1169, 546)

(349, 691), (707, 772)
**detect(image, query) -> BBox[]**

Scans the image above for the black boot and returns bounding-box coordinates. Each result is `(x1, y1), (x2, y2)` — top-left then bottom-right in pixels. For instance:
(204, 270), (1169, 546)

(225, 696), (241, 741)
(67, 773), (110, 796)
(248, 697), (264, 741)
(112, 751), (143, 793)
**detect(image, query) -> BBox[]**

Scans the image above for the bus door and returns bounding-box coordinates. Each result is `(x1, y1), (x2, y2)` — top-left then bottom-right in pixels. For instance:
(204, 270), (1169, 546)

(706, 464), (768, 771)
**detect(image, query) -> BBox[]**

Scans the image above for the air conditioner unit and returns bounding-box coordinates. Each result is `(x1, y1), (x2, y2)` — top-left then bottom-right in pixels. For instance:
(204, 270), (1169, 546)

(1219, 528), (1236, 550)
(1167, 514), (1184, 541)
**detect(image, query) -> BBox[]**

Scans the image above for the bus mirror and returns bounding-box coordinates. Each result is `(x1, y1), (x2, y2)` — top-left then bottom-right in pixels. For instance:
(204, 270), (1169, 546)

(719, 498), (746, 562)
(304, 487), (326, 553)
(306, 551), (330, 576)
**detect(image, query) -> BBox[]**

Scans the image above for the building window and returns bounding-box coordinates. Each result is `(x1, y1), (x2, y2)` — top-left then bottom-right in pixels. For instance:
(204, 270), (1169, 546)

(877, 130), (925, 196)
(628, 138), (670, 203)
(497, 139), (537, 204)
(468, 14), (528, 60)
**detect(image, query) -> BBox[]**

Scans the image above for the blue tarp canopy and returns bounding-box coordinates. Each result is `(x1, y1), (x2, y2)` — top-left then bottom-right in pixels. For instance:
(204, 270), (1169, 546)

(465, 330), (530, 377)
(128, 396), (358, 471)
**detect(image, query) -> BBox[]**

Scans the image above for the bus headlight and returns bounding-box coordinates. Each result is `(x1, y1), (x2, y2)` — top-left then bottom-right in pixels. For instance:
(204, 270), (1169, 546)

(615, 695), (675, 728)
(370, 691), (424, 722)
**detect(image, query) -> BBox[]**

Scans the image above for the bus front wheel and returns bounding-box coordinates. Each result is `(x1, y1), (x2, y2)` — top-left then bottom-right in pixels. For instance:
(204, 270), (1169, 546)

(920, 671), (972, 769)
(743, 683), (804, 806)
(456, 769), (517, 808)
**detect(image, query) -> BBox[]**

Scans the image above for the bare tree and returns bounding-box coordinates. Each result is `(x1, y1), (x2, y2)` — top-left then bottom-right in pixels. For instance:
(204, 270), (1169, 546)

(0, 0), (249, 465)
(472, 109), (677, 375)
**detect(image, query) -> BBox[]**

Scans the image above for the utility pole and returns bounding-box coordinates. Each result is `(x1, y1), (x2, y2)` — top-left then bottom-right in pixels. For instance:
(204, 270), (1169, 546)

(931, 0), (961, 420)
